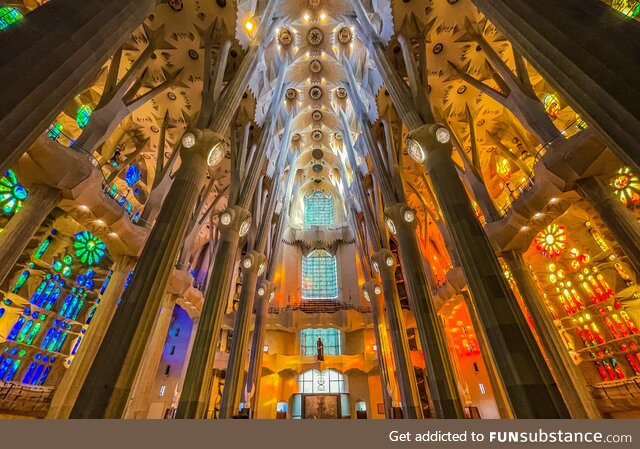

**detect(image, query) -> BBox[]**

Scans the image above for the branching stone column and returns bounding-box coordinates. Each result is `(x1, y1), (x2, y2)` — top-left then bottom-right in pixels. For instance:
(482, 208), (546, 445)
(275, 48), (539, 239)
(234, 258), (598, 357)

(576, 176), (640, 273)
(47, 255), (137, 418)
(372, 249), (423, 419)
(409, 124), (569, 418)
(70, 130), (219, 418)
(177, 206), (251, 419)
(244, 280), (274, 418)
(383, 203), (464, 419)
(0, 0), (158, 172)
(124, 293), (177, 419)
(219, 251), (266, 418)
(472, 0), (640, 170)
(502, 251), (601, 419)
(0, 184), (61, 285)
(363, 280), (397, 419)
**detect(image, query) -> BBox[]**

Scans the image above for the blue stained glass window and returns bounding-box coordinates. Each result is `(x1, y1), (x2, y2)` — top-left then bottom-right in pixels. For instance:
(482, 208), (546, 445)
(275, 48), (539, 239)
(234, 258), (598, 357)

(125, 164), (141, 187)
(302, 249), (338, 300)
(304, 191), (334, 227)
(300, 328), (341, 356)
(0, 7), (23, 30)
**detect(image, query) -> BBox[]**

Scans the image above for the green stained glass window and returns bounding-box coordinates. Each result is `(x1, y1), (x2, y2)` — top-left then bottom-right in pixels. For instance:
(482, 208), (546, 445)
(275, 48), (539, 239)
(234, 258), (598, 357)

(304, 191), (334, 227)
(300, 328), (341, 356)
(302, 249), (338, 300)
(76, 105), (93, 129)
(0, 7), (23, 30)
(612, 0), (640, 18)
(0, 169), (28, 215)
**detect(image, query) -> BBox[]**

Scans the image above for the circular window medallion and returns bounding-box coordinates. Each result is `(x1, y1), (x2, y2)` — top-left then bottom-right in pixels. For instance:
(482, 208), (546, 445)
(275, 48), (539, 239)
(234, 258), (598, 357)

(309, 86), (323, 100)
(433, 43), (443, 54)
(312, 130), (323, 141)
(457, 85), (466, 94)
(286, 88), (297, 100)
(167, 92), (177, 101)
(169, 0), (183, 11)
(151, 126), (160, 133)
(278, 28), (293, 46)
(338, 27), (352, 44)
(188, 49), (199, 60)
(334, 132), (343, 141)
(312, 110), (322, 121)
(313, 164), (323, 173)
(307, 28), (324, 46)
(310, 59), (322, 73)
(312, 148), (324, 160)
(336, 87), (347, 99)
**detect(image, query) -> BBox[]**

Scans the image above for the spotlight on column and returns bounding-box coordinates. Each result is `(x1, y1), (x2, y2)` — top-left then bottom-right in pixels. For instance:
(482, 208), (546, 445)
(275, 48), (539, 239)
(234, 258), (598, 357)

(384, 216), (397, 235)
(269, 290), (275, 302)
(244, 17), (257, 36)
(406, 139), (425, 163)
(239, 217), (252, 237)
(435, 126), (451, 144)
(385, 256), (395, 267)
(243, 257), (253, 269)
(182, 132), (196, 148)
(374, 285), (382, 295)
(257, 286), (266, 296)
(257, 262), (266, 276)
(403, 209), (416, 223)
(220, 211), (233, 225)
(207, 142), (225, 166)
(363, 290), (370, 302)
(372, 260), (380, 274)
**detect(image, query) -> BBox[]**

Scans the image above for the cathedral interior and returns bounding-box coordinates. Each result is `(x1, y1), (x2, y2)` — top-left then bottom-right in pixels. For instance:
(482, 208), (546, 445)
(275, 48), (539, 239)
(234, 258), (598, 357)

(0, 0), (639, 420)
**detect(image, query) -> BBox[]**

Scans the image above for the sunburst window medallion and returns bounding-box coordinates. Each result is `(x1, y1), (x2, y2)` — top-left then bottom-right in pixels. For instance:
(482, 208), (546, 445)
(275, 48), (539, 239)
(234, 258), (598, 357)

(307, 27), (324, 45)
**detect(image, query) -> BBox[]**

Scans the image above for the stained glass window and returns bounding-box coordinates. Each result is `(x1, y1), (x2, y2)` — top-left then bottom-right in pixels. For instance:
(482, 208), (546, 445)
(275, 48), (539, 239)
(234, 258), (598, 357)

(0, 7), (23, 30)
(0, 169), (28, 215)
(125, 164), (141, 187)
(74, 231), (107, 265)
(611, 0), (640, 18)
(300, 328), (341, 356)
(304, 191), (334, 226)
(302, 249), (338, 300)
(76, 105), (93, 129)
(48, 123), (63, 140)
(298, 369), (347, 393)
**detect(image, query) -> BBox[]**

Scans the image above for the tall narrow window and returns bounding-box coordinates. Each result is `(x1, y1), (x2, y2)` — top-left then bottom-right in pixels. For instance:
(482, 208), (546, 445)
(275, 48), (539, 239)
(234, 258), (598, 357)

(304, 191), (334, 227)
(300, 328), (341, 356)
(302, 249), (338, 300)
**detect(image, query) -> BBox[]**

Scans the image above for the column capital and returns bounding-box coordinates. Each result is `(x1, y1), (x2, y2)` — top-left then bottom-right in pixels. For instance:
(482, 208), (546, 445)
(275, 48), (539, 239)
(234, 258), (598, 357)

(384, 202), (418, 233)
(406, 123), (454, 169)
(240, 250), (267, 276)
(256, 279), (275, 302)
(362, 279), (382, 302)
(372, 248), (397, 273)
(218, 206), (252, 240)
(179, 128), (226, 167)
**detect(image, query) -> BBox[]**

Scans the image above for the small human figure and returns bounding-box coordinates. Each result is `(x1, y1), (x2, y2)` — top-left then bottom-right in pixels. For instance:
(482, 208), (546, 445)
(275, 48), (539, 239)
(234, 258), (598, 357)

(317, 337), (324, 361)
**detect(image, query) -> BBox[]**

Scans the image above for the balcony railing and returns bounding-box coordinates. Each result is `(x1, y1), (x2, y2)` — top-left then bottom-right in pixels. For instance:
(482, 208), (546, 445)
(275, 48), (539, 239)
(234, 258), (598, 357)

(0, 381), (54, 418)
(269, 300), (371, 314)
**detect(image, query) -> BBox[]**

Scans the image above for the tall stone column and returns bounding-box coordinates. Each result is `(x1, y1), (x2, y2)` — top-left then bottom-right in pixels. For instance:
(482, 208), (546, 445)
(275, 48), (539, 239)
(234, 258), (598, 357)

(0, 184), (61, 285)
(371, 249), (423, 419)
(124, 293), (177, 419)
(244, 281), (273, 418)
(363, 280), (397, 419)
(459, 291), (514, 419)
(502, 251), (602, 418)
(177, 206), (251, 419)
(408, 124), (569, 418)
(0, 0), (158, 173)
(70, 131), (218, 418)
(46, 255), (137, 418)
(219, 251), (266, 418)
(383, 205), (465, 419)
(576, 176), (640, 273)
(472, 0), (640, 171)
